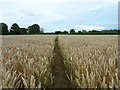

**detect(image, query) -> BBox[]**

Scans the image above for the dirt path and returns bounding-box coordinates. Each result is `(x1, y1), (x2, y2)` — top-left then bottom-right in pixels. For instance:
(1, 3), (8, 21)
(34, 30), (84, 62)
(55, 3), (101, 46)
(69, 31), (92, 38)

(52, 36), (70, 88)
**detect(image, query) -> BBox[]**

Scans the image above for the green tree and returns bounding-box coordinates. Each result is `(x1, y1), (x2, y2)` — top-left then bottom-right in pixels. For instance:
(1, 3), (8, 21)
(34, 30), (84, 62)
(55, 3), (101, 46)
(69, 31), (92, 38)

(78, 31), (83, 34)
(10, 23), (21, 35)
(88, 30), (99, 34)
(28, 24), (40, 34)
(0, 23), (9, 35)
(20, 28), (28, 34)
(70, 29), (75, 34)
(63, 30), (69, 34)
(55, 31), (62, 34)
(82, 30), (87, 33)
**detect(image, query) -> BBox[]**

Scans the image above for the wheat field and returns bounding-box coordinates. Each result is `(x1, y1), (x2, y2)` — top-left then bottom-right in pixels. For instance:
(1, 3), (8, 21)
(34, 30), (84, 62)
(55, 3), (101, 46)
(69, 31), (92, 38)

(0, 35), (119, 88)
(59, 35), (118, 88)
(1, 35), (56, 88)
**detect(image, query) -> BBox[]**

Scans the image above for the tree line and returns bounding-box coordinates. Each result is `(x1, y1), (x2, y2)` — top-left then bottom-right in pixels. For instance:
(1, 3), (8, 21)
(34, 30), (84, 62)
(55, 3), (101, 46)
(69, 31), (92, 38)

(1, 23), (44, 35)
(0, 22), (119, 35)
(55, 29), (119, 35)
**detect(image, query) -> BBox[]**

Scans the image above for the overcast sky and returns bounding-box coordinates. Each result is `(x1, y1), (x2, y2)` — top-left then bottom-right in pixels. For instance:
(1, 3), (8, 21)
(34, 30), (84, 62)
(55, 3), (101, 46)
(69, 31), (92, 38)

(0, 0), (119, 32)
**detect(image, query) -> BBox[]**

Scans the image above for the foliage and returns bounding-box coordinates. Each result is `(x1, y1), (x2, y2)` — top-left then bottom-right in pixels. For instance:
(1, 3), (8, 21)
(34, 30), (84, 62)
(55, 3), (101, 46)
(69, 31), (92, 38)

(1, 22), (119, 35)
(0, 23), (9, 35)
(63, 30), (69, 34)
(28, 24), (40, 34)
(19, 28), (28, 34)
(55, 30), (69, 34)
(10, 23), (21, 35)
(70, 29), (76, 34)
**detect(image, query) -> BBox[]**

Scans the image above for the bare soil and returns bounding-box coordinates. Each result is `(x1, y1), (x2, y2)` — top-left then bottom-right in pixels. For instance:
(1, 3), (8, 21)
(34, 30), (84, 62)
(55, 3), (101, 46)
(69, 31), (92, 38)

(51, 37), (71, 88)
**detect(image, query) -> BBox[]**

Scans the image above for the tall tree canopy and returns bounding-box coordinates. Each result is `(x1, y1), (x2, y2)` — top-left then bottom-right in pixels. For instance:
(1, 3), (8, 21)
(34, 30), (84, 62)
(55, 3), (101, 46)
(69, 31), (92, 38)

(28, 24), (40, 34)
(10, 23), (21, 34)
(0, 23), (8, 35)
(70, 29), (75, 34)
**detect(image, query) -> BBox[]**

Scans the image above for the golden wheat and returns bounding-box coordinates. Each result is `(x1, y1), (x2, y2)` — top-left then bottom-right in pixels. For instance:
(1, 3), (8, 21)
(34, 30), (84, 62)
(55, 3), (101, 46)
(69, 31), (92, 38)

(1, 35), (119, 88)
(59, 35), (118, 88)
(1, 35), (56, 88)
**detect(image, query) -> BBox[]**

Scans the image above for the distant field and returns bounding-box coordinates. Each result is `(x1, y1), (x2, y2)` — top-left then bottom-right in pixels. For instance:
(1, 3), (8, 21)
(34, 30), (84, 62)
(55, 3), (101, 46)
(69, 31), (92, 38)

(0, 35), (118, 88)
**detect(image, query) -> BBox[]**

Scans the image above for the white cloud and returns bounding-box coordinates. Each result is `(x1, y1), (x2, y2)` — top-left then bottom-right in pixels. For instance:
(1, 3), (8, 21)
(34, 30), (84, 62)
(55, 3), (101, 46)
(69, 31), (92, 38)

(0, 0), (118, 31)
(89, 4), (107, 11)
